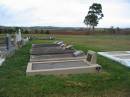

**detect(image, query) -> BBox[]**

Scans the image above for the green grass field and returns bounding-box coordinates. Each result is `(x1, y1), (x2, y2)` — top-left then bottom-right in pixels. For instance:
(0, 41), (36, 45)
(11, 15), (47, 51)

(0, 35), (130, 97)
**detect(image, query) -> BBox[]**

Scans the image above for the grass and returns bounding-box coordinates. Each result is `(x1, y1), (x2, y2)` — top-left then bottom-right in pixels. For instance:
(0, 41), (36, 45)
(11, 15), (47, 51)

(0, 34), (130, 97)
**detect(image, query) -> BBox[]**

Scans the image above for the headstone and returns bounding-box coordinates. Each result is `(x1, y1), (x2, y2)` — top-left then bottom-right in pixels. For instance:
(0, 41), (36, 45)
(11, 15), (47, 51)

(86, 50), (97, 64)
(18, 29), (22, 42)
(14, 33), (19, 48)
(6, 34), (11, 51)
(15, 29), (22, 48)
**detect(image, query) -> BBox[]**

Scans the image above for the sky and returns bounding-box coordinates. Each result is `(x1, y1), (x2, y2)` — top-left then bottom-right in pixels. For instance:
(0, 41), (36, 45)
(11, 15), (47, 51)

(0, 0), (130, 28)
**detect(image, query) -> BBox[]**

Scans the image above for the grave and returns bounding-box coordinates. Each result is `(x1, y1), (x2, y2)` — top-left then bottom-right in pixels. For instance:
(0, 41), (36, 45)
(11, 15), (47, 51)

(30, 43), (75, 55)
(0, 30), (29, 66)
(98, 51), (130, 67)
(0, 34), (15, 56)
(0, 34), (15, 66)
(26, 50), (101, 76)
(30, 51), (85, 62)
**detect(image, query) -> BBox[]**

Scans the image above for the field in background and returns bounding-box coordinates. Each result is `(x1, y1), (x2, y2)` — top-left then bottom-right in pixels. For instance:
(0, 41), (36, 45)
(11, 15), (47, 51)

(0, 34), (130, 97)
(32, 35), (130, 51)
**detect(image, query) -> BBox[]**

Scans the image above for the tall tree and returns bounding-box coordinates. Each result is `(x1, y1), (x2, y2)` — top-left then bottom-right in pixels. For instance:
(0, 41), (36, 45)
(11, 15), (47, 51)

(84, 3), (104, 31)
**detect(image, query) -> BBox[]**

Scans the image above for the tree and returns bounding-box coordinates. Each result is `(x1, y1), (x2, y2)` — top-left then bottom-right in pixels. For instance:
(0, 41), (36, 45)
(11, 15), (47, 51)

(84, 3), (104, 31)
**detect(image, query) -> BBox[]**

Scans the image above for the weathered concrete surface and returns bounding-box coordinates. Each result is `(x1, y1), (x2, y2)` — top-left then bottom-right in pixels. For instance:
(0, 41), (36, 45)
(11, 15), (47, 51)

(26, 60), (101, 76)
(98, 51), (130, 68)
(32, 61), (89, 70)
(32, 44), (59, 48)
(30, 53), (85, 62)
(27, 44), (101, 76)
(30, 47), (74, 55)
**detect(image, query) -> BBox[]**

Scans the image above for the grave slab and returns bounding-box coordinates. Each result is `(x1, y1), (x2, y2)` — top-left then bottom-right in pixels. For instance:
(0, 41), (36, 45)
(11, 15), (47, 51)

(30, 47), (74, 55)
(98, 51), (130, 68)
(32, 44), (59, 48)
(30, 53), (85, 62)
(26, 60), (101, 76)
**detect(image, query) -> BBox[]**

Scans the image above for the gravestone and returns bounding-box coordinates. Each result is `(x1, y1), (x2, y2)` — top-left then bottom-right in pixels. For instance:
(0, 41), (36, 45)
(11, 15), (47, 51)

(18, 29), (22, 41)
(22, 37), (29, 46)
(15, 29), (22, 48)
(14, 33), (18, 49)
(86, 50), (97, 64)
(6, 34), (11, 51)
(26, 43), (101, 75)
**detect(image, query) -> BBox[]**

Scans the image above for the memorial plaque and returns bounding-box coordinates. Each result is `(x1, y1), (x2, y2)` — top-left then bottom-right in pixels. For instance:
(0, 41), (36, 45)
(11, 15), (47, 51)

(86, 50), (97, 64)
(87, 53), (92, 62)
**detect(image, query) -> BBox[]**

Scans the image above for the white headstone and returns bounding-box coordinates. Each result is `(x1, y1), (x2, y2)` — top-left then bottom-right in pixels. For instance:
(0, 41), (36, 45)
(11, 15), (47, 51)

(18, 29), (22, 41)
(15, 33), (19, 42)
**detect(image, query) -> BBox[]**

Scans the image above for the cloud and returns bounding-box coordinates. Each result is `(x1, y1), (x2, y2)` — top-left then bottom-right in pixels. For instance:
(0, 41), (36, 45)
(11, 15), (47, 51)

(0, 0), (130, 27)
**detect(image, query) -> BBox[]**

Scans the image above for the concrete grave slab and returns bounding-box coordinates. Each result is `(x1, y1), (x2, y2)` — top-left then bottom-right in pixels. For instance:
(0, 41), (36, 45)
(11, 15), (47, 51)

(98, 51), (130, 68)
(32, 44), (59, 48)
(30, 47), (75, 55)
(115, 55), (130, 59)
(26, 60), (101, 76)
(31, 43), (75, 55)
(27, 50), (101, 76)
(30, 53), (86, 62)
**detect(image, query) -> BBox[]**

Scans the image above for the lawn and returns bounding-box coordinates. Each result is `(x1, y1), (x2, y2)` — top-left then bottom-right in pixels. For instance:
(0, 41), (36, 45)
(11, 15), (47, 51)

(0, 35), (130, 97)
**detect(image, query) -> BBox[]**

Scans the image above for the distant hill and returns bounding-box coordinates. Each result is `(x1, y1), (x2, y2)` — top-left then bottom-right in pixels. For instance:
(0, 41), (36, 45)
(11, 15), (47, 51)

(0, 25), (130, 35)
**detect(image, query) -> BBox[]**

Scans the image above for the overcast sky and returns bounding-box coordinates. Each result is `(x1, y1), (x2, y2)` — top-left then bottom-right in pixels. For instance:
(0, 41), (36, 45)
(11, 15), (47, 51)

(0, 0), (130, 28)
